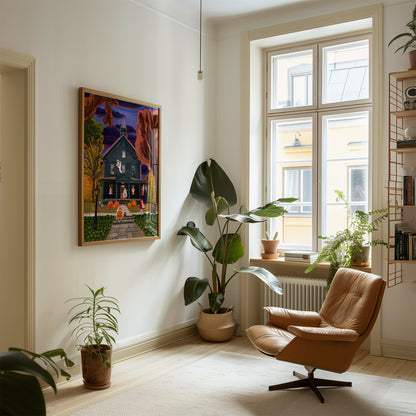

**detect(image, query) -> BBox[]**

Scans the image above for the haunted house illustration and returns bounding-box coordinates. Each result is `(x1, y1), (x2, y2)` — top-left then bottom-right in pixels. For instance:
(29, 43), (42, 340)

(101, 118), (148, 203)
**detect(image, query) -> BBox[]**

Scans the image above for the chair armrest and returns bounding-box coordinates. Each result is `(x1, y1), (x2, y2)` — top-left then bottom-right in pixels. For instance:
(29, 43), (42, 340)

(264, 307), (321, 329)
(287, 325), (359, 342)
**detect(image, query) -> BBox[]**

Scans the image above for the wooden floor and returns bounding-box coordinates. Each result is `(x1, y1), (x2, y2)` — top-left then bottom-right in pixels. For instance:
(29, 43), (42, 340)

(45, 335), (416, 416)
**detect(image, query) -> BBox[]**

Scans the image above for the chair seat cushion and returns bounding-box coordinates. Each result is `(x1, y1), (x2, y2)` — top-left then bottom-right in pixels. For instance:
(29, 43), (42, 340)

(287, 325), (359, 341)
(246, 323), (295, 356)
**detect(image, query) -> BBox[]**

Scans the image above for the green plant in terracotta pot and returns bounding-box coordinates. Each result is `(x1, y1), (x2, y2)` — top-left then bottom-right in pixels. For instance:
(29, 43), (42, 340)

(305, 190), (387, 289)
(67, 286), (120, 390)
(261, 231), (280, 259)
(178, 159), (296, 341)
(388, 4), (416, 67)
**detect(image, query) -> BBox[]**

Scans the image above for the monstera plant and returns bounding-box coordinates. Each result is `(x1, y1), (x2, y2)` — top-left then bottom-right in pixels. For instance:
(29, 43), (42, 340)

(178, 159), (296, 316)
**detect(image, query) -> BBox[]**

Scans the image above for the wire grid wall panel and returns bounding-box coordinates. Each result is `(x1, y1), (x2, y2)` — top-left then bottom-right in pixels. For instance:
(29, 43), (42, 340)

(386, 72), (415, 287)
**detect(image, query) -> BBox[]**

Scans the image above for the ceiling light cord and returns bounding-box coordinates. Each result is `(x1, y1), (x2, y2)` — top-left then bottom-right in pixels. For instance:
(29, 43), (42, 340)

(198, 0), (203, 80)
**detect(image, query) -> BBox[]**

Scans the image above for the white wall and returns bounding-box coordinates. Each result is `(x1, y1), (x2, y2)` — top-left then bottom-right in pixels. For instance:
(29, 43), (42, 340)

(0, 0), (216, 355)
(215, 0), (416, 357)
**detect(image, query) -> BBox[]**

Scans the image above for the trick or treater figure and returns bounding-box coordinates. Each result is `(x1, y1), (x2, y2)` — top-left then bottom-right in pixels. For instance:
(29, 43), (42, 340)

(116, 206), (123, 221)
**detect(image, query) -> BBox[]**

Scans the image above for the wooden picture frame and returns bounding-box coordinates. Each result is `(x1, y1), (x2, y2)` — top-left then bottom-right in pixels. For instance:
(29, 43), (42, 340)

(78, 88), (160, 245)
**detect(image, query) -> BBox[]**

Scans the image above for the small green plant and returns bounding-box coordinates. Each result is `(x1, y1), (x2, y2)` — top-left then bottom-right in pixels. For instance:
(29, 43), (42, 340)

(67, 286), (120, 366)
(0, 347), (74, 416)
(388, 4), (416, 53)
(306, 190), (387, 289)
(265, 231), (279, 240)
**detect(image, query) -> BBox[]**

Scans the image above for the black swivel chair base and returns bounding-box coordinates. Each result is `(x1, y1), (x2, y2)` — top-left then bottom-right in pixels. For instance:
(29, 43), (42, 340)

(268, 367), (352, 403)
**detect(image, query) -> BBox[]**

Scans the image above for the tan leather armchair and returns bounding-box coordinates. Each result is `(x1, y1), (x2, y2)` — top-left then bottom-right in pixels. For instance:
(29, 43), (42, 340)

(246, 268), (386, 403)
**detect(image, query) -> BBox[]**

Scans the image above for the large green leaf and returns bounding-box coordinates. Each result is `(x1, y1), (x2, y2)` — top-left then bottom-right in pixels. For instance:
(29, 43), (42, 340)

(190, 159), (237, 208)
(213, 233), (244, 264)
(237, 266), (283, 295)
(0, 372), (46, 416)
(184, 277), (209, 305)
(0, 351), (56, 393)
(177, 225), (213, 252)
(249, 198), (297, 218)
(208, 292), (225, 313)
(221, 213), (265, 223)
(205, 196), (229, 225)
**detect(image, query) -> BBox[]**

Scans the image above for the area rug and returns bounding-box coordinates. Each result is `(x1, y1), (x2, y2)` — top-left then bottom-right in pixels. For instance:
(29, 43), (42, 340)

(70, 351), (416, 416)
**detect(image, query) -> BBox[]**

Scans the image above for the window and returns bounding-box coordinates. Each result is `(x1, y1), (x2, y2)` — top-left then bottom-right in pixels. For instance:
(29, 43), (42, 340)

(266, 35), (371, 251)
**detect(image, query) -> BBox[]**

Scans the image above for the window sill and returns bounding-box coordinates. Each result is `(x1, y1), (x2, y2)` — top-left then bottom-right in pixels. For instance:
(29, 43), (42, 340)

(250, 257), (371, 280)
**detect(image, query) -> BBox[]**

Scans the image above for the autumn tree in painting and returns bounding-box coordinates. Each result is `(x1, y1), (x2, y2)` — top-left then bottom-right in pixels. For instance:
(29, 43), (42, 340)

(84, 112), (105, 202)
(135, 109), (159, 208)
(84, 94), (119, 127)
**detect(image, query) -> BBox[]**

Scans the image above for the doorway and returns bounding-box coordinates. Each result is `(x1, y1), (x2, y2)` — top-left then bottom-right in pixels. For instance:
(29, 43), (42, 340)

(0, 48), (35, 351)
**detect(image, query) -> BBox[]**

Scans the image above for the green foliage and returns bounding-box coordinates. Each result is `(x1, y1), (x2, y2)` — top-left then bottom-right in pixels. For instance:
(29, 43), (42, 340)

(306, 190), (387, 289)
(265, 231), (279, 240)
(133, 213), (158, 236)
(67, 286), (120, 365)
(84, 117), (104, 147)
(0, 348), (74, 416)
(178, 159), (292, 313)
(84, 215), (115, 242)
(388, 4), (416, 53)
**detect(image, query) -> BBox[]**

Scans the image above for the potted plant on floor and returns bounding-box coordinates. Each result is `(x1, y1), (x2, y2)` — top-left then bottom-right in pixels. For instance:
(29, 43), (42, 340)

(67, 286), (120, 390)
(0, 347), (74, 416)
(305, 190), (387, 289)
(388, 4), (416, 68)
(261, 231), (280, 259)
(178, 159), (296, 342)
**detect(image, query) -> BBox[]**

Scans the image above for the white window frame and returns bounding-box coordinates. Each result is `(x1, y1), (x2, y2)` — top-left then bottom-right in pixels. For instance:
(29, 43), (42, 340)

(266, 33), (372, 252)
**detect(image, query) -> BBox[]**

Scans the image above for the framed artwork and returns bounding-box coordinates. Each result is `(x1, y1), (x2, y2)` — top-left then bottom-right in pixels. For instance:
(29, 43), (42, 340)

(78, 88), (160, 245)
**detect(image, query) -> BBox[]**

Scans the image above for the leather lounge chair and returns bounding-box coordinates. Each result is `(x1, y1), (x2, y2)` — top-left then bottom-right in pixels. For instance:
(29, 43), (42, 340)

(246, 267), (386, 403)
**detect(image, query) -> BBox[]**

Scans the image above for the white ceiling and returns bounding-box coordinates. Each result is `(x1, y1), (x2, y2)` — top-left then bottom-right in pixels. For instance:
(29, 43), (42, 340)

(132, 0), (311, 28)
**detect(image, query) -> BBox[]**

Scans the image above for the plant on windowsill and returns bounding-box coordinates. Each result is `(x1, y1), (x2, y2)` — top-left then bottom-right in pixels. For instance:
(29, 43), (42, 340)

(0, 347), (74, 416)
(67, 286), (120, 390)
(305, 190), (387, 289)
(388, 3), (416, 68)
(261, 231), (280, 259)
(177, 158), (296, 342)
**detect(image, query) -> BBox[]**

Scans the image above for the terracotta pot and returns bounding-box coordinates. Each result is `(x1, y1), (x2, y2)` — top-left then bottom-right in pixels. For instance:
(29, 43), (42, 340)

(261, 239), (280, 259)
(409, 50), (416, 69)
(197, 306), (235, 342)
(81, 345), (112, 390)
(351, 246), (370, 267)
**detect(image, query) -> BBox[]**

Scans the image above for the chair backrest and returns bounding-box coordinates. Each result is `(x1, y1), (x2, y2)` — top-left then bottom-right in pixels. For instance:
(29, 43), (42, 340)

(319, 268), (385, 335)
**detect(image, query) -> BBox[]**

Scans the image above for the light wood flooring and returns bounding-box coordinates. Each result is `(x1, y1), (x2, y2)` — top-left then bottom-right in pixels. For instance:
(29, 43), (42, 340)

(45, 335), (416, 416)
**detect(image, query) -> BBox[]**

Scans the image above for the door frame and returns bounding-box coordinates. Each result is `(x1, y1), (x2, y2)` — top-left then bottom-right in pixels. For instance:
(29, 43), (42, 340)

(0, 48), (35, 350)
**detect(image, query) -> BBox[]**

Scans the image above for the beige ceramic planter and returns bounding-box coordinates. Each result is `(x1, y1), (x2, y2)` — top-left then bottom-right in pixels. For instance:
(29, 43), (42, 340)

(197, 306), (235, 342)
(409, 50), (416, 69)
(261, 239), (280, 259)
(351, 246), (370, 267)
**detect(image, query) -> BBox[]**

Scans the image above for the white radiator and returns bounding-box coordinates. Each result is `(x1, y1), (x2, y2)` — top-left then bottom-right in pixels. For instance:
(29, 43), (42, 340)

(264, 275), (327, 323)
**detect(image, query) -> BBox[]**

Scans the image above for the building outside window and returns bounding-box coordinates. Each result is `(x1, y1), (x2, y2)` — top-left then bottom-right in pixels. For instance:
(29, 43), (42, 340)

(266, 35), (371, 251)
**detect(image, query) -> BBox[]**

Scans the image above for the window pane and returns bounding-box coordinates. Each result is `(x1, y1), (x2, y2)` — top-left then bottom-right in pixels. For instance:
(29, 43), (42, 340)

(284, 169), (299, 212)
(322, 112), (369, 237)
(271, 50), (313, 109)
(270, 118), (313, 247)
(322, 40), (369, 104)
(301, 168), (312, 212)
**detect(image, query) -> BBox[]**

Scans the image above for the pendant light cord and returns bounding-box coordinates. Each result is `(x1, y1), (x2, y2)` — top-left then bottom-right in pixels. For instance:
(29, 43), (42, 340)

(199, 0), (202, 72)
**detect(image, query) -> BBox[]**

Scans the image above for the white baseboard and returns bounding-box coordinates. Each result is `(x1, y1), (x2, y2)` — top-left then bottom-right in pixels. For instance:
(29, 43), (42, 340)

(53, 320), (198, 386)
(381, 338), (416, 361)
(113, 320), (198, 363)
